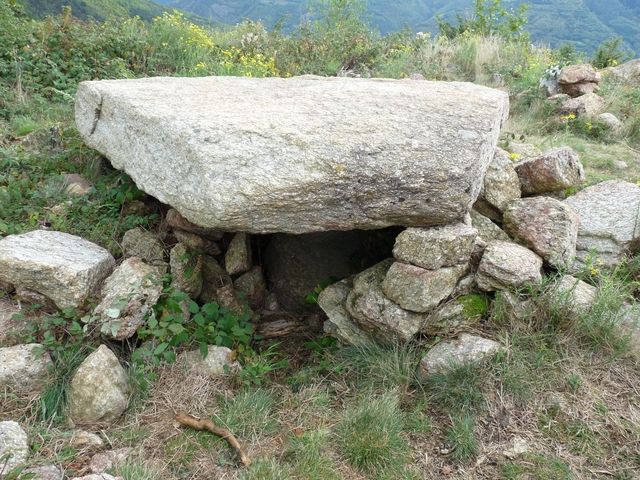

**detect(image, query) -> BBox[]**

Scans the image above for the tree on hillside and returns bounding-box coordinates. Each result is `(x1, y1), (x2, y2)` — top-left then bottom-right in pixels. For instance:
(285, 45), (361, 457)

(437, 0), (529, 41)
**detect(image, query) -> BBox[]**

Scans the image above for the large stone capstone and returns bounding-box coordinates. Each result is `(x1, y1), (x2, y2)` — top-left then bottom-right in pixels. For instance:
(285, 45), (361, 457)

(75, 76), (509, 234)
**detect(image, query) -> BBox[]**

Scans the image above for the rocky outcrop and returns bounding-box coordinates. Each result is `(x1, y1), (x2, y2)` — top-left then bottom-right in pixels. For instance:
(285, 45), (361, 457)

(170, 243), (203, 298)
(121, 228), (166, 269)
(476, 241), (543, 291)
(90, 258), (163, 340)
(474, 148), (521, 220)
(605, 58), (640, 84)
(559, 93), (605, 117)
(345, 259), (430, 343)
(515, 147), (585, 195)
(22, 465), (63, 480)
(547, 275), (597, 316)
(198, 255), (232, 305)
(0, 421), (29, 474)
(558, 64), (601, 97)
(75, 76), (508, 233)
(0, 344), (52, 394)
(233, 266), (267, 310)
(503, 197), (579, 268)
(418, 334), (502, 376)
(469, 210), (509, 243)
(381, 262), (467, 313)
(565, 180), (640, 267)
(317, 280), (372, 346)
(0, 231), (115, 310)
(224, 233), (252, 276)
(68, 345), (130, 425)
(392, 223), (477, 270)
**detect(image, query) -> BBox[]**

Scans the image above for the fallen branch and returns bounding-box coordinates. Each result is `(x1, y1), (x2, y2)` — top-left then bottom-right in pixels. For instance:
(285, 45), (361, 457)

(175, 411), (251, 466)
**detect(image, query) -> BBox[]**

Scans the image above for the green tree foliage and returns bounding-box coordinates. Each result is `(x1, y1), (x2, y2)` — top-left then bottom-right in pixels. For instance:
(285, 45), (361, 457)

(591, 37), (632, 68)
(437, 0), (529, 42)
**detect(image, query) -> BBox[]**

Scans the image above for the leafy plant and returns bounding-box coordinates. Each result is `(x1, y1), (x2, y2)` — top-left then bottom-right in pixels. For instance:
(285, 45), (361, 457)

(236, 343), (289, 386)
(591, 37), (631, 69)
(133, 281), (254, 366)
(438, 0), (529, 42)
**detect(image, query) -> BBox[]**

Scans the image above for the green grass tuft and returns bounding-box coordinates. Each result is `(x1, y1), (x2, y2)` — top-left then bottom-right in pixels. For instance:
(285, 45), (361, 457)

(337, 391), (410, 474)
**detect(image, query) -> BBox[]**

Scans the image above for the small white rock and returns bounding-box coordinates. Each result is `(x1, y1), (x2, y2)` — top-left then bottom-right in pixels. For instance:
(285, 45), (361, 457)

(68, 345), (130, 425)
(178, 346), (241, 377)
(0, 421), (29, 473)
(419, 334), (502, 376)
(88, 448), (132, 474)
(0, 344), (52, 394)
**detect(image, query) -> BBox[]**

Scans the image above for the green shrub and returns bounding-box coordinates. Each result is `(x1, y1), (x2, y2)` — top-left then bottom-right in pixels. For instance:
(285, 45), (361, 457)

(592, 37), (632, 69)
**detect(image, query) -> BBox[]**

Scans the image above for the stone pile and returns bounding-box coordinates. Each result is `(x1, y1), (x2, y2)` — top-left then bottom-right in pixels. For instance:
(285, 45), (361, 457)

(544, 63), (624, 130)
(319, 144), (640, 359)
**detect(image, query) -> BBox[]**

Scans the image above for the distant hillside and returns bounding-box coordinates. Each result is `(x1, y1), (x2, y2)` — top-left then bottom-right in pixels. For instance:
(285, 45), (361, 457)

(154, 0), (640, 54)
(19, 0), (165, 21)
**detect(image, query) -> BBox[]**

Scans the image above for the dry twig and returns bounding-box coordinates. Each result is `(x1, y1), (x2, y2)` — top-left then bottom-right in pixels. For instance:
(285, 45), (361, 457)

(174, 411), (251, 466)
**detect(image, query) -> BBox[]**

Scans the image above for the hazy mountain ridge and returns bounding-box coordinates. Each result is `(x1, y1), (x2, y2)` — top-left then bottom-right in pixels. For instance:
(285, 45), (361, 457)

(154, 0), (640, 53)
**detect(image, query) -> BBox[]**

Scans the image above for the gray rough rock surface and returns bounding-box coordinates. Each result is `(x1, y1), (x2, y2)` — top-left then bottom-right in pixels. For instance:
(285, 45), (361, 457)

(559, 93), (605, 117)
(605, 59), (640, 84)
(68, 345), (130, 425)
(170, 243), (203, 298)
(317, 280), (372, 346)
(63, 173), (93, 197)
(393, 224), (477, 270)
(421, 301), (468, 335)
(474, 148), (521, 219)
(75, 76), (509, 233)
(174, 230), (220, 256)
(0, 298), (23, 347)
(233, 266), (267, 310)
(0, 230), (115, 310)
(476, 241), (543, 292)
(165, 209), (222, 240)
(198, 255), (232, 305)
(91, 258), (163, 340)
(548, 275), (597, 315)
(560, 82), (598, 97)
(121, 228), (166, 269)
(565, 180), (640, 267)
(22, 465), (63, 480)
(70, 430), (105, 450)
(346, 259), (430, 343)
(418, 334), (502, 375)
(89, 448), (133, 474)
(597, 112), (623, 133)
(0, 344), (52, 394)
(503, 197), (579, 268)
(177, 346), (241, 376)
(558, 64), (600, 85)
(0, 421), (29, 474)
(470, 210), (509, 242)
(515, 147), (585, 195)
(224, 233), (252, 276)
(381, 262), (467, 313)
